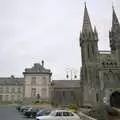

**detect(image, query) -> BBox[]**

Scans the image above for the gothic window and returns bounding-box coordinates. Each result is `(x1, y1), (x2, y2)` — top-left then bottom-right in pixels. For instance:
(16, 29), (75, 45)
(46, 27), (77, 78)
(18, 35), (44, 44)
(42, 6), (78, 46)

(114, 73), (120, 82)
(87, 44), (90, 59)
(96, 93), (99, 103)
(62, 91), (65, 100)
(92, 45), (94, 56)
(31, 77), (36, 85)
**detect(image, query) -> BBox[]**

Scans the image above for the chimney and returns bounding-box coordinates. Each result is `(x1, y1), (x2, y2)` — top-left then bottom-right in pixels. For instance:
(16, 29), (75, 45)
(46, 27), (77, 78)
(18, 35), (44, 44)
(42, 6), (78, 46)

(42, 60), (44, 67)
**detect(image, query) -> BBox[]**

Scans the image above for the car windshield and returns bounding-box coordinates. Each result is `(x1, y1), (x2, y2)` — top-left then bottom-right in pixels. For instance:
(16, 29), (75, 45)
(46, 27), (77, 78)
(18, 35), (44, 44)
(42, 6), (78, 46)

(37, 109), (52, 116)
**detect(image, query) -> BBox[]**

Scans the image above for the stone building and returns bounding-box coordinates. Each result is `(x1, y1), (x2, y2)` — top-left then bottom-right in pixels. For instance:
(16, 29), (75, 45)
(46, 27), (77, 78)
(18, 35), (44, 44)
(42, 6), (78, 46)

(23, 61), (52, 102)
(50, 80), (80, 105)
(80, 4), (120, 106)
(0, 75), (24, 103)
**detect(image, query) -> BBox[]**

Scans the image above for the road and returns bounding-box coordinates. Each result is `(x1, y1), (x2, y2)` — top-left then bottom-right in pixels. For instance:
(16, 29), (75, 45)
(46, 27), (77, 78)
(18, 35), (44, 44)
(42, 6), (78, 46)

(0, 106), (33, 120)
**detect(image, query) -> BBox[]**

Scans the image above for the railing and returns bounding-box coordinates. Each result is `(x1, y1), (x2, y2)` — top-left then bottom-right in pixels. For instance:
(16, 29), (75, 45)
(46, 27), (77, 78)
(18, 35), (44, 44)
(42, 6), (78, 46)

(78, 112), (97, 120)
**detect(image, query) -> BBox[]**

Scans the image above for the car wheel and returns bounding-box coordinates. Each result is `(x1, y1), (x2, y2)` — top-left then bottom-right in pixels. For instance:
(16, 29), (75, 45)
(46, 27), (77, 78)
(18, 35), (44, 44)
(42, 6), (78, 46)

(30, 114), (33, 118)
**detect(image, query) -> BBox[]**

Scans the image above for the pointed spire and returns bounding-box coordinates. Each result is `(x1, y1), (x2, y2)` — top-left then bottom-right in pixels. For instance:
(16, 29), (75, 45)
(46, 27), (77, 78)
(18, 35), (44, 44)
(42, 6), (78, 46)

(82, 2), (93, 33)
(94, 26), (97, 34)
(112, 6), (120, 32)
(94, 26), (98, 40)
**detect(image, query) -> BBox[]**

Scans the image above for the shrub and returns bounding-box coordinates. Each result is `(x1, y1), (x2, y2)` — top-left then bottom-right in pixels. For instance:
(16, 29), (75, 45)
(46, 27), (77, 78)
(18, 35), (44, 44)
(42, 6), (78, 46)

(34, 100), (39, 104)
(69, 104), (78, 111)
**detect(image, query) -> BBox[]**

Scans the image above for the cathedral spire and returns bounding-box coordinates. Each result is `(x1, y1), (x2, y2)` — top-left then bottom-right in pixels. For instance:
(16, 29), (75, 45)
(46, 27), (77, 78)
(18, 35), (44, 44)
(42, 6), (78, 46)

(82, 3), (93, 33)
(112, 6), (120, 32)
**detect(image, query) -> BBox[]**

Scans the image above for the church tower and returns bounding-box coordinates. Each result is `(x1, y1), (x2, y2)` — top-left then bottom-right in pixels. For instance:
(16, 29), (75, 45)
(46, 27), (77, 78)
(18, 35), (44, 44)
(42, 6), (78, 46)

(80, 4), (99, 106)
(109, 7), (120, 65)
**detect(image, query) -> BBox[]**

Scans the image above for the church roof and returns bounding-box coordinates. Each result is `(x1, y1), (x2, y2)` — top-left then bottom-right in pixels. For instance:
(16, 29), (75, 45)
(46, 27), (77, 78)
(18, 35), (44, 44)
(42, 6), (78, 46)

(82, 3), (93, 33)
(112, 6), (120, 32)
(23, 62), (52, 75)
(0, 76), (24, 85)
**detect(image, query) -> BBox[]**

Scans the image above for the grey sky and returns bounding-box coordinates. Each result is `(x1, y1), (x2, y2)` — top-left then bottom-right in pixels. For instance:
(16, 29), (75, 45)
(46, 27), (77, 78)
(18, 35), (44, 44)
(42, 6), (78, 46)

(0, 0), (119, 79)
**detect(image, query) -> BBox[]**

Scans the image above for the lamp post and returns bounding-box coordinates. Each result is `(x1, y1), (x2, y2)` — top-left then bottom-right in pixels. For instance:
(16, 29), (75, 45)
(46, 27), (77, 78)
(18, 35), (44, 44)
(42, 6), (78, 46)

(65, 68), (78, 80)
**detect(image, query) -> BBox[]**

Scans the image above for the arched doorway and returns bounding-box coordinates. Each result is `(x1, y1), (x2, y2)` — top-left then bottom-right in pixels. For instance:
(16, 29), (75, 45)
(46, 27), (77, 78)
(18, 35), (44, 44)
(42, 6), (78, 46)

(110, 91), (120, 108)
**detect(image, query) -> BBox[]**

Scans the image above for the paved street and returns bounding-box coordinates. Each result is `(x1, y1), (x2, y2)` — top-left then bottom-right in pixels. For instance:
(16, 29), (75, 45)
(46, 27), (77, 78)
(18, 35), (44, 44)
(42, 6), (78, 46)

(0, 106), (33, 120)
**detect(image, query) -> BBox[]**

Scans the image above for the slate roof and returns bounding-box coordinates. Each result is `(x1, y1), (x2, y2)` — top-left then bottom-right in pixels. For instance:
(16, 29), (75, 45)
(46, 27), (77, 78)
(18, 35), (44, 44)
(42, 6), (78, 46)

(0, 76), (24, 85)
(23, 63), (52, 75)
(51, 80), (80, 88)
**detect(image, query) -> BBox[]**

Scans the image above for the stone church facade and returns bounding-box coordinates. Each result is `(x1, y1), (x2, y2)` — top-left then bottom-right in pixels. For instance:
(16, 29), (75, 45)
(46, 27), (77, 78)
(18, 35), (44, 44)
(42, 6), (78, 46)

(80, 4), (120, 106)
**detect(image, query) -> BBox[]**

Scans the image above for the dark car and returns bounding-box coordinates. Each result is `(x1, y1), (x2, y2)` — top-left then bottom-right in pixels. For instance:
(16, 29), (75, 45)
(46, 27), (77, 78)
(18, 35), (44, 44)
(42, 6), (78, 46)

(20, 106), (30, 113)
(36, 108), (53, 117)
(24, 107), (40, 118)
(16, 105), (21, 111)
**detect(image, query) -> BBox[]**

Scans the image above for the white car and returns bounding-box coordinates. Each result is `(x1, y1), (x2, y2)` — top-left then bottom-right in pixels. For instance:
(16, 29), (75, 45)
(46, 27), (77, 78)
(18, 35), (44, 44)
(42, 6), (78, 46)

(36, 109), (80, 120)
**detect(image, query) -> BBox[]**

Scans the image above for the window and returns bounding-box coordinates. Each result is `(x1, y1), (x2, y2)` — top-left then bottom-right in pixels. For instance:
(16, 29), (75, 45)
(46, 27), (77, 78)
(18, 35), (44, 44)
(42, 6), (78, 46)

(31, 88), (36, 97)
(31, 77), (36, 85)
(17, 87), (21, 93)
(63, 112), (69, 116)
(63, 112), (74, 116)
(41, 88), (47, 98)
(42, 76), (47, 80)
(17, 95), (21, 100)
(5, 95), (8, 101)
(87, 44), (90, 58)
(11, 88), (15, 93)
(42, 77), (47, 85)
(96, 93), (99, 103)
(0, 87), (3, 93)
(92, 45), (94, 55)
(69, 112), (74, 116)
(6, 87), (9, 93)
(56, 112), (62, 116)
(11, 95), (15, 101)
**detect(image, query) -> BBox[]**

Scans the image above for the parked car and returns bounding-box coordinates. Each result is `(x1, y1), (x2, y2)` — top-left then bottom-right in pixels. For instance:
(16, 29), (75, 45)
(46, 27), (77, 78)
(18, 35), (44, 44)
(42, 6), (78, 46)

(16, 105), (21, 111)
(20, 106), (30, 113)
(36, 109), (80, 120)
(24, 107), (40, 118)
(36, 108), (53, 117)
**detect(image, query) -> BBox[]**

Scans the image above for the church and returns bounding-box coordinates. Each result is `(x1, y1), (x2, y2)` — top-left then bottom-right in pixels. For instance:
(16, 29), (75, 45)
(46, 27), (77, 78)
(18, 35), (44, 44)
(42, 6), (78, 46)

(80, 4), (120, 106)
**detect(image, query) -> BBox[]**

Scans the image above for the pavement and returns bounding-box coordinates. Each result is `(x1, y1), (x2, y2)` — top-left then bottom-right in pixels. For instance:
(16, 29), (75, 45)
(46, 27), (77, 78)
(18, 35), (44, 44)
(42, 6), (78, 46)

(0, 106), (33, 120)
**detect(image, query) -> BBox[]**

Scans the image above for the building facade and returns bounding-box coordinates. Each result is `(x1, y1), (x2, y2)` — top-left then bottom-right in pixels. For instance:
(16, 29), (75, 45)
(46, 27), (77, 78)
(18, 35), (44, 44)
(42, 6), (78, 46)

(0, 61), (52, 103)
(0, 75), (24, 103)
(23, 61), (52, 102)
(80, 4), (120, 106)
(50, 80), (80, 105)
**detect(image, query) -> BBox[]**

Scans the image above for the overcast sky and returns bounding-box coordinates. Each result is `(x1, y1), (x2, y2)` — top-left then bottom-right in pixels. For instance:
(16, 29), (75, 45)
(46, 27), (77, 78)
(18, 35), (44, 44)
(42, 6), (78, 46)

(0, 0), (119, 79)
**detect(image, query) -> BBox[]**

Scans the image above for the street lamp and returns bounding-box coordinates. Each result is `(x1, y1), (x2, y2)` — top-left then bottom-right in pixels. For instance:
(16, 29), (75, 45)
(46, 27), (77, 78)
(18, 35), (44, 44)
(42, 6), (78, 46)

(65, 68), (78, 80)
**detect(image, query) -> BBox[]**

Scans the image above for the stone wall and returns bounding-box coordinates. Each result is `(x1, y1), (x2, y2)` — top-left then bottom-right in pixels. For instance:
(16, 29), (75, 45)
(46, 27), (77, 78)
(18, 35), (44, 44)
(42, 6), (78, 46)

(78, 112), (97, 120)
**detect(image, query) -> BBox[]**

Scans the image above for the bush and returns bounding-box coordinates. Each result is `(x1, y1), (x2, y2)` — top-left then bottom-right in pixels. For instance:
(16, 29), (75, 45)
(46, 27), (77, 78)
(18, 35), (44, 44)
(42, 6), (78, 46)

(34, 100), (39, 104)
(34, 100), (50, 104)
(68, 104), (78, 111)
